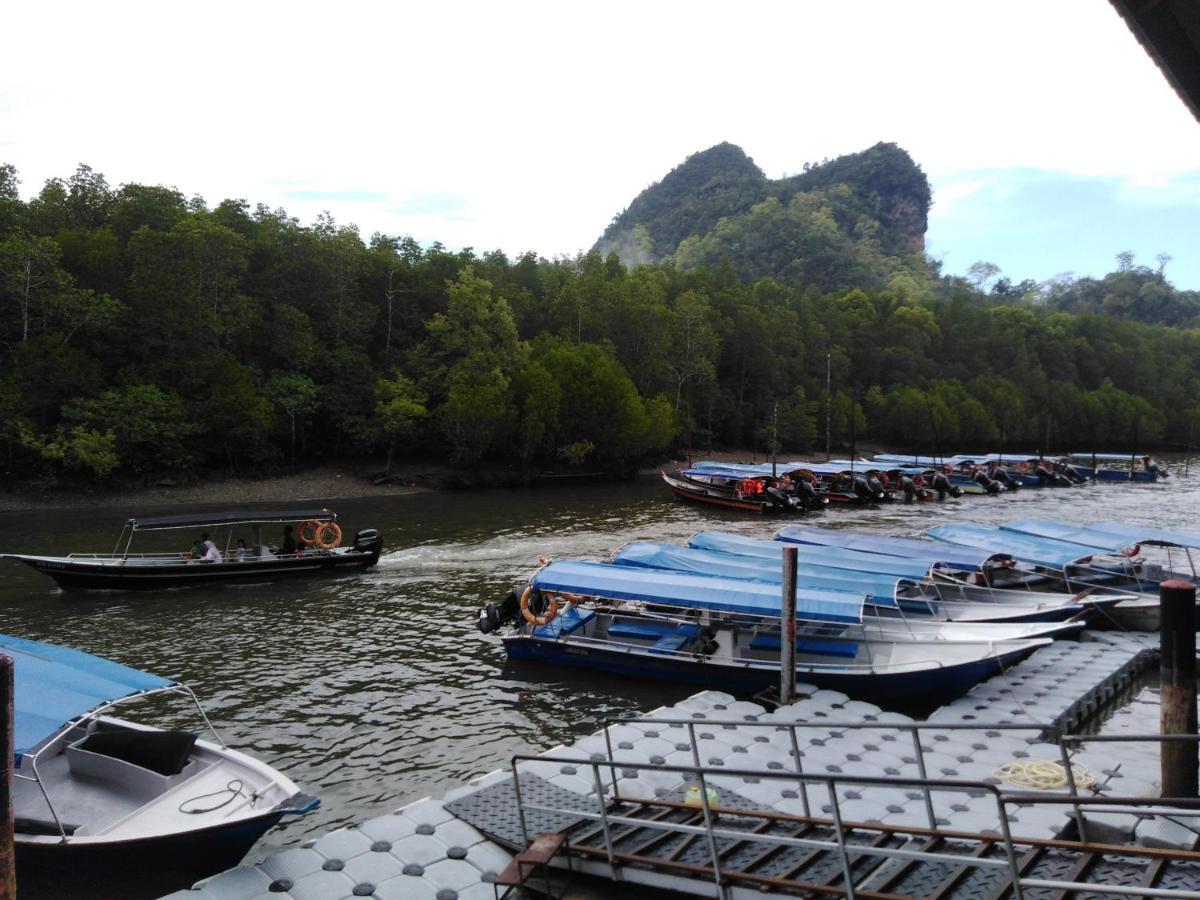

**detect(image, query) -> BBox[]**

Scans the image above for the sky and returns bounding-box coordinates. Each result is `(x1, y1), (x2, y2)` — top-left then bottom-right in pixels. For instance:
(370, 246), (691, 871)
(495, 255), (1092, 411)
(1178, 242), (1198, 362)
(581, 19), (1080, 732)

(3, 1), (1199, 289)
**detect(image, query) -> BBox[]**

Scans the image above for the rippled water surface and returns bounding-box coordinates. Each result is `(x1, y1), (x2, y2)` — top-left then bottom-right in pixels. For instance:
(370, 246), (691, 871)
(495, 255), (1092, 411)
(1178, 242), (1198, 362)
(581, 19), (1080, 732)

(2, 459), (1197, 891)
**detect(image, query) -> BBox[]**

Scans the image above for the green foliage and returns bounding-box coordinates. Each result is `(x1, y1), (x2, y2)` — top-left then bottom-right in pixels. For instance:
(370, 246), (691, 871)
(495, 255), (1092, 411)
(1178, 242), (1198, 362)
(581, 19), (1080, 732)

(0, 157), (1195, 487)
(375, 370), (427, 470)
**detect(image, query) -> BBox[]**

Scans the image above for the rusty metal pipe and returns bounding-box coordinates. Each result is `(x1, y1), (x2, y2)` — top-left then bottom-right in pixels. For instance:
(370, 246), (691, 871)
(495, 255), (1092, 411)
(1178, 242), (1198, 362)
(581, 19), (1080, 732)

(1160, 580), (1198, 799)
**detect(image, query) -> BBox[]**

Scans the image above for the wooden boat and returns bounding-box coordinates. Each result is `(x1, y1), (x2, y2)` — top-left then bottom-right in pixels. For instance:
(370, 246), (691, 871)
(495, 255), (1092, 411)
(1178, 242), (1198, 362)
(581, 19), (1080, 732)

(5, 633), (316, 875)
(478, 560), (1051, 707)
(1, 508), (383, 591)
(661, 469), (827, 513)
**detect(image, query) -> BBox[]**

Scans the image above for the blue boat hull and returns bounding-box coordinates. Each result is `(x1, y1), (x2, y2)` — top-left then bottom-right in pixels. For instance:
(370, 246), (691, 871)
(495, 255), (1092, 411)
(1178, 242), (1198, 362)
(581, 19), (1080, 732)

(503, 636), (1039, 708)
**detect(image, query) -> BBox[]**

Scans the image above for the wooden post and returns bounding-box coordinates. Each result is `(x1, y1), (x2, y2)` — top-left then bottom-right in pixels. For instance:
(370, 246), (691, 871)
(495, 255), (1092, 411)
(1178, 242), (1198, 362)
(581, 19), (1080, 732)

(1160, 580), (1198, 798)
(780, 546), (798, 705)
(0, 654), (14, 899)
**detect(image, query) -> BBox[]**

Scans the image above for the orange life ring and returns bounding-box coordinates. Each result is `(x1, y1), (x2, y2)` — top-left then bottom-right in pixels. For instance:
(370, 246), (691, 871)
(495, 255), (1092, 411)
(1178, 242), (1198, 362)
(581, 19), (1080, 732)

(298, 519), (322, 544)
(315, 521), (342, 550)
(519, 585), (559, 626)
(1121, 543), (1141, 558)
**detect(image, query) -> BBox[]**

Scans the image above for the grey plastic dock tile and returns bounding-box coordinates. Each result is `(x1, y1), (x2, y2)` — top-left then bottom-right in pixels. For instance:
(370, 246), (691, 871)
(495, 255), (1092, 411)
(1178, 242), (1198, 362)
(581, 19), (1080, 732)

(285, 870), (355, 900)
(259, 846), (325, 882)
(189, 867), (274, 899)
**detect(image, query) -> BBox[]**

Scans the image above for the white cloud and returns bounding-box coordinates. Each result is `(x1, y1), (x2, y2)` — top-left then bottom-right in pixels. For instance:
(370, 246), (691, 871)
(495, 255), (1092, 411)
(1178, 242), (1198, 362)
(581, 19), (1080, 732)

(2, 0), (1198, 259)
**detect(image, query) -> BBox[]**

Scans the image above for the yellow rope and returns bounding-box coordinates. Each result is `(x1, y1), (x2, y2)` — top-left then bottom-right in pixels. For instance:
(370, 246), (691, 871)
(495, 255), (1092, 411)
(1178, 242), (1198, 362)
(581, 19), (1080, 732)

(993, 759), (1096, 790)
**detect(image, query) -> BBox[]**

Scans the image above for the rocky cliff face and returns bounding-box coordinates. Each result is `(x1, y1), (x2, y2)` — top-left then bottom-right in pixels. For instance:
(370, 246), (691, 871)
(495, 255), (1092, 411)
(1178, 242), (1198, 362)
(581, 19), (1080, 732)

(596, 141), (930, 284)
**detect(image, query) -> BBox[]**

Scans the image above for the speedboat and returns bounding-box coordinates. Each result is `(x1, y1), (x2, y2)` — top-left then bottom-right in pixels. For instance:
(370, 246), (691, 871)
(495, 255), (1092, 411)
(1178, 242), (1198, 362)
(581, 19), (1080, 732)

(1, 508), (383, 590)
(476, 560), (1051, 708)
(5, 632), (317, 874)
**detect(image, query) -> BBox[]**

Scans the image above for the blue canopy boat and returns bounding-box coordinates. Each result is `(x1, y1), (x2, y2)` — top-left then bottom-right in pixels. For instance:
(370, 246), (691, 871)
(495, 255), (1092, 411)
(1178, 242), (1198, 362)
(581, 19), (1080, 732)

(485, 560), (1051, 707)
(4, 633), (316, 874)
(690, 530), (958, 580)
(610, 541), (1087, 630)
(1067, 452), (1168, 482)
(0, 508), (384, 591)
(928, 523), (1183, 630)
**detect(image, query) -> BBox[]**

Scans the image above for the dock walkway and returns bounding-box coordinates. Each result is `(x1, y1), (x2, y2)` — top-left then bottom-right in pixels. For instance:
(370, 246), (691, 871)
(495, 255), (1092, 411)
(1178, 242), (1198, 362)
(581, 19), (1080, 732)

(162, 633), (1199, 899)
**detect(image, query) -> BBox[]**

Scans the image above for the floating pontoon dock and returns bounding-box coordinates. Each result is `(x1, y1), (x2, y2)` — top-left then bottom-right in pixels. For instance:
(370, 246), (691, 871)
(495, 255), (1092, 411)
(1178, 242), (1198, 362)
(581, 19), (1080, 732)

(164, 633), (1200, 899)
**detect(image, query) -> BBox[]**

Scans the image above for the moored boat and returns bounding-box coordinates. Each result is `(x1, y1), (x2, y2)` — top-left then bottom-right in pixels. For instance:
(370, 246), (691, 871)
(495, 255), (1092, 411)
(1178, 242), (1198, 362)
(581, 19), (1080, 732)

(1, 508), (383, 591)
(5, 632), (316, 875)
(610, 540), (1092, 627)
(928, 521), (1196, 630)
(477, 559), (1051, 707)
(661, 467), (827, 512)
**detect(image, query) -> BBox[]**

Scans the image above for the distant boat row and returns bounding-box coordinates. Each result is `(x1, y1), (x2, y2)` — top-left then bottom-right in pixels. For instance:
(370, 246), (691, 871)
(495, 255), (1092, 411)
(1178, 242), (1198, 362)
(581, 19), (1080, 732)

(662, 451), (1169, 513)
(476, 517), (1197, 705)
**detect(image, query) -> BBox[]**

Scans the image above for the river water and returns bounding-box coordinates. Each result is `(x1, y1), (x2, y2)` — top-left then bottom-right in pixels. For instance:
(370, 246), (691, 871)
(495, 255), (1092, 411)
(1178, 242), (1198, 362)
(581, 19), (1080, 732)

(1, 459), (1197, 895)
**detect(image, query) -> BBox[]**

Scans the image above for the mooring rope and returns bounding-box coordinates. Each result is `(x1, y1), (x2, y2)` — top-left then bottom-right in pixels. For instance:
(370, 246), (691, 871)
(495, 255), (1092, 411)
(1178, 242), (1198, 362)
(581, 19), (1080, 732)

(993, 759), (1096, 790)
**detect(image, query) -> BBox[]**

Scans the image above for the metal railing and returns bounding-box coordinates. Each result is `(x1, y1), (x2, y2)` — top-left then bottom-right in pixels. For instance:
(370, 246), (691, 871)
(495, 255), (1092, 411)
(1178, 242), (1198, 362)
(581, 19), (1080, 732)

(509, 749), (1200, 900)
(601, 715), (1092, 839)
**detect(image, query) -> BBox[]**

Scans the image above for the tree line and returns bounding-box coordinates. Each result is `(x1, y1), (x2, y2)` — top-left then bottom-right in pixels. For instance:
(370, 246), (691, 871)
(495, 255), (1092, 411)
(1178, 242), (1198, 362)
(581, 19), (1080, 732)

(1, 163), (1197, 486)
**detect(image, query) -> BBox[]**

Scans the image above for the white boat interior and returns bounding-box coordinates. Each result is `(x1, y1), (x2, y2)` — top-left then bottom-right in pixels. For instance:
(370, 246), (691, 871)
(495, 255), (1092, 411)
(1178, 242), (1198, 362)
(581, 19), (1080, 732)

(14, 713), (301, 846)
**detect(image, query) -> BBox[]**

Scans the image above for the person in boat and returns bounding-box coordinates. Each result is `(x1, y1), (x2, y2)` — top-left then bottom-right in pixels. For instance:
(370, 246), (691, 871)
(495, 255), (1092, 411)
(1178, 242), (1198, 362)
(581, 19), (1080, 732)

(280, 525), (297, 556)
(200, 533), (221, 563)
(188, 537), (205, 560)
(234, 538), (247, 562)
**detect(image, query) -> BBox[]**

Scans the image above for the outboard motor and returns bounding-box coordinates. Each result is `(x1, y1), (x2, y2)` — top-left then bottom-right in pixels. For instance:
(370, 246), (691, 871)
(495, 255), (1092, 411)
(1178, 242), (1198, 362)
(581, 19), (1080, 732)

(988, 465), (1019, 490)
(795, 478), (820, 510)
(352, 528), (384, 566)
(1143, 457), (1168, 480)
(1056, 460), (1086, 484)
(765, 484), (790, 509)
(899, 474), (917, 502)
(477, 588), (521, 634)
(852, 475), (874, 503)
(930, 471), (962, 500)
(866, 474), (886, 500)
(973, 470), (1003, 494)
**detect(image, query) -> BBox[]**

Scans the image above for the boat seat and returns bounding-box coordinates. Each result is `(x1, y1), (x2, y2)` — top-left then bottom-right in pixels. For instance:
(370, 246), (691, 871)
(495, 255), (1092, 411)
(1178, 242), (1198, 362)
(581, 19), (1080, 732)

(534, 607), (596, 639)
(649, 624), (700, 655)
(607, 620), (678, 641)
(748, 633), (857, 658)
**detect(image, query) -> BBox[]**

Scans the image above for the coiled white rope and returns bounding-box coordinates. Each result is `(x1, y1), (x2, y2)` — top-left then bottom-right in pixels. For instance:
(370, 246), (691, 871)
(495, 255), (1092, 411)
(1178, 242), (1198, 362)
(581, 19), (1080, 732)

(993, 759), (1096, 790)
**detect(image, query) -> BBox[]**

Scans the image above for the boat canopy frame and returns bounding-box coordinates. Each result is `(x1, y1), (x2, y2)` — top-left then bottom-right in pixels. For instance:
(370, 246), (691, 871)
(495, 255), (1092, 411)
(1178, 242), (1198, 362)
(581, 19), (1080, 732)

(15, 681), (224, 843)
(111, 508), (338, 559)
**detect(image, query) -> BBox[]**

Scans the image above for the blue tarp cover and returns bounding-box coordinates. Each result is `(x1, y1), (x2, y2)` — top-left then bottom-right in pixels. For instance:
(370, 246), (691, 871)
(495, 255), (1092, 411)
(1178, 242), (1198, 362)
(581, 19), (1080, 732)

(1000, 519), (1139, 553)
(688, 532), (933, 579)
(531, 560), (864, 624)
(0, 633), (175, 761)
(1088, 521), (1200, 551)
(775, 525), (1008, 569)
(1068, 452), (1148, 461)
(927, 524), (1094, 569)
(611, 542), (901, 608)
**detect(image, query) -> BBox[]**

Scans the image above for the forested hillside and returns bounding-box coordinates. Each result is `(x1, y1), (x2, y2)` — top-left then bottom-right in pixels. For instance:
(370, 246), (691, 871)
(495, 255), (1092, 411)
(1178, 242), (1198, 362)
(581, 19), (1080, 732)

(597, 142), (932, 293)
(0, 159), (1197, 489)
